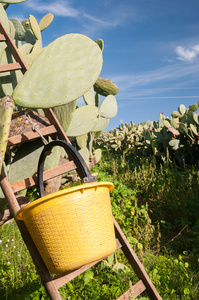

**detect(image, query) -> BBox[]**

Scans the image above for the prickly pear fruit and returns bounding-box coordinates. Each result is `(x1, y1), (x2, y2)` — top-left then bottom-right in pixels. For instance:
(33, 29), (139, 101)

(94, 77), (119, 96)
(0, 96), (14, 172)
(95, 39), (104, 51)
(22, 19), (30, 30)
(189, 103), (198, 112)
(13, 33), (103, 109)
(39, 13), (54, 32)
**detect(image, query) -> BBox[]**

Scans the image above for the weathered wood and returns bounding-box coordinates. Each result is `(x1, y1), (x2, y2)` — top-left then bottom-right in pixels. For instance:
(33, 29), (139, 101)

(11, 160), (77, 193)
(117, 280), (146, 300)
(0, 20), (28, 74)
(43, 108), (71, 143)
(113, 217), (162, 300)
(0, 196), (29, 226)
(0, 166), (62, 300)
(53, 239), (122, 289)
(0, 62), (22, 73)
(0, 33), (6, 41)
(8, 125), (57, 147)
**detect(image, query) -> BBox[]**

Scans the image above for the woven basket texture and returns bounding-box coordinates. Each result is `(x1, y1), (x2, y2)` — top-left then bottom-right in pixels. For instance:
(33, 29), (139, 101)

(21, 183), (116, 274)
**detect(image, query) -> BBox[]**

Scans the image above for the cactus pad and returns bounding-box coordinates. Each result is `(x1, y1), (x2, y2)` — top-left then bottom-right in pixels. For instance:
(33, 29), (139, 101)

(11, 18), (25, 41)
(91, 116), (109, 132)
(8, 140), (44, 184)
(83, 87), (95, 106)
(52, 99), (78, 132)
(66, 105), (99, 136)
(29, 15), (41, 40)
(13, 33), (103, 109)
(0, 96), (14, 172)
(39, 13), (54, 32)
(0, 3), (9, 32)
(99, 95), (118, 119)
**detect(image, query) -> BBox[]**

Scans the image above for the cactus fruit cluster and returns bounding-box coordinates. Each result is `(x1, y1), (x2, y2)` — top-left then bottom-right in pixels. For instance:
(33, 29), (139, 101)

(0, 0), (119, 211)
(96, 102), (199, 166)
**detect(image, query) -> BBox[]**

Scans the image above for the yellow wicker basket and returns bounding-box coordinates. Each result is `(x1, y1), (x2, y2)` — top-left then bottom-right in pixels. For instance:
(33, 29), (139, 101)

(16, 181), (116, 274)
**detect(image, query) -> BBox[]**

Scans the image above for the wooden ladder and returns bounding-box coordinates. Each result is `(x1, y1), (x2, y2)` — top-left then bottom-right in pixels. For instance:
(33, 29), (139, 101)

(0, 19), (162, 300)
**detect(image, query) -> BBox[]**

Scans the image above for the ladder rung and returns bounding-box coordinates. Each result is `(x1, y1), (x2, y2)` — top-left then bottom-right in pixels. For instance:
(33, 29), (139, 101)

(8, 125), (57, 147)
(11, 160), (77, 193)
(117, 280), (146, 300)
(0, 62), (22, 73)
(53, 239), (122, 289)
(0, 33), (6, 41)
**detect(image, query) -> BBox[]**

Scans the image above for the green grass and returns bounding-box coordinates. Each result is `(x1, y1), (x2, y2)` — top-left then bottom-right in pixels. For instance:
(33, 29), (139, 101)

(0, 150), (199, 299)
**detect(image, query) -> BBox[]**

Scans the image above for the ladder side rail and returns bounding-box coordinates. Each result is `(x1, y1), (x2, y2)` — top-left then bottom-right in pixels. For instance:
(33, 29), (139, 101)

(0, 20), (28, 74)
(43, 109), (71, 143)
(0, 165), (62, 300)
(113, 217), (162, 300)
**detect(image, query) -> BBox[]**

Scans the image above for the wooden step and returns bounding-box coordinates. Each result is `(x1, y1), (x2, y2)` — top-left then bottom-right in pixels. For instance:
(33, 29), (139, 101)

(0, 33), (6, 41)
(0, 62), (22, 73)
(8, 125), (57, 147)
(11, 160), (77, 193)
(117, 280), (146, 299)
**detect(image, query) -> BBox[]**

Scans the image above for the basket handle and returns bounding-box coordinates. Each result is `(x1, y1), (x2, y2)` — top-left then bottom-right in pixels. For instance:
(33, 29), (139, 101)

(37, 140), (97, 198)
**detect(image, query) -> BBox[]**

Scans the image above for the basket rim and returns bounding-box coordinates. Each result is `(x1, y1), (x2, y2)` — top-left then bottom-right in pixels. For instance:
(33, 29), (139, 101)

(16, 181), (114, 220)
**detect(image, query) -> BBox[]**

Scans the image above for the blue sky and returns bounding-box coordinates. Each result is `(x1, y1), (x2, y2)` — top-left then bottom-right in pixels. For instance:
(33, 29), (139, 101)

(6, 0), (199, 130)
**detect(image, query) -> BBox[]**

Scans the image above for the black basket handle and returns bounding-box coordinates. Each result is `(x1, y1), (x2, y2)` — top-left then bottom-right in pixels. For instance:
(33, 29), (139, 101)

(37, 140), (97, 198)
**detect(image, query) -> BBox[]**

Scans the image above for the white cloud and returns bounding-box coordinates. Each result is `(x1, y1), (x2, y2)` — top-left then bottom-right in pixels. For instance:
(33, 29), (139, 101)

(109, 61), (199, 96)
(24, 0), (134, 37)
(175, 44), (199, 61)
(25, 0), (79, 17)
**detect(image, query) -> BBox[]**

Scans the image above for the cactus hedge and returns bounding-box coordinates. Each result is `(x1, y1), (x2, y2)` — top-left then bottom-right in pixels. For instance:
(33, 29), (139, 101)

(96, 102), (199, 166)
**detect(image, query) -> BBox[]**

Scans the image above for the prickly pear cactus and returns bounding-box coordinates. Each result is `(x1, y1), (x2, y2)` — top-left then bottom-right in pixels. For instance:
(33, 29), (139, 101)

(13, 33), (103, 108)
(66, 105), (99, 137)
(39, 13), (54, 32)
(94, 77), (119, 96)
(10, 18), (25, 41)
(0, 96), (14, 172)
(52, 99), (78, 132)
(99, 95), (118, 119)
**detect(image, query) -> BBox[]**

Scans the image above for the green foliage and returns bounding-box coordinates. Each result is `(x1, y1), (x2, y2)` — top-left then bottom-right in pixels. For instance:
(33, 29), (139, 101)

(145, 253), (199, 299)
(0, 153), (199, 299)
